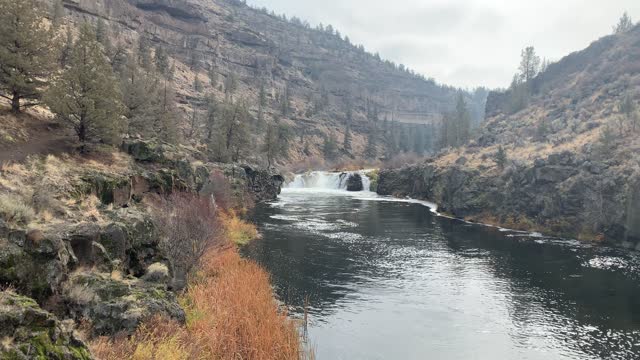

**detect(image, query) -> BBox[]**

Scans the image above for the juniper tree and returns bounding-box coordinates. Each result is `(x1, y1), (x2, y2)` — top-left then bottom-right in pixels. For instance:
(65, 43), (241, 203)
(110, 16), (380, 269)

(120, 54), (161, 138)
(618, 94), (637, 132)
(204, 94), (218, 143)
(364, 127), (377, 159)
(52, 0), (66, 28)
(614, 12), (634, 34)
(343, 124), (352, 152)
(154, 46), (170, 77)
(46, 24), (125, 144)
(494, 146), (508, 170)
(138, 36), (152, 70)
(210, 99), (250, 162)
(0, 0), (55, 113)
(208, 65), (218, 86)
(262, 123), (291, 167)
(518, 46), (541, 83)
(323, 133), (339, 161)
(224, 73), (238, 100)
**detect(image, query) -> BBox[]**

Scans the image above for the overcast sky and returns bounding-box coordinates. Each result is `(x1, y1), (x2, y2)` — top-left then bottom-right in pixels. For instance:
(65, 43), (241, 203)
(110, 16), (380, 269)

(246, 0), (640, 89)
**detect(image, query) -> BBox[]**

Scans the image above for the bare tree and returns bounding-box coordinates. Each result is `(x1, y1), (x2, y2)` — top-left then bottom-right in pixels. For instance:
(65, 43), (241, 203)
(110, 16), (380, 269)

(152, 193), (221, 287)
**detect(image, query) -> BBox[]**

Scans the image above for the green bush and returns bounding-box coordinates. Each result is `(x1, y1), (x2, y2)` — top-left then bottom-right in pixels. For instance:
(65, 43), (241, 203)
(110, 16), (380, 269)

(0, 193), (35, 225)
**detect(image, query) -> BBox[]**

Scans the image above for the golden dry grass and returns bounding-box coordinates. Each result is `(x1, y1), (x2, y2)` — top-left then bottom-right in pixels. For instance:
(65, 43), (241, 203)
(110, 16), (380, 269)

(219, 210), (260, 245)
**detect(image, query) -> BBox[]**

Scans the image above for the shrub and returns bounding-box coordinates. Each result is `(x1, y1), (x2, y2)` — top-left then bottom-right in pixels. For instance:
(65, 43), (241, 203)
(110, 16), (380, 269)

(151, 193), (221, 282)
(0, 193), (35, 225)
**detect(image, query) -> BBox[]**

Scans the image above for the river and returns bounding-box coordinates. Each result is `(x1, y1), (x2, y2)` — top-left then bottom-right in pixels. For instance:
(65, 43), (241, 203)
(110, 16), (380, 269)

(242, 171), (640, 360)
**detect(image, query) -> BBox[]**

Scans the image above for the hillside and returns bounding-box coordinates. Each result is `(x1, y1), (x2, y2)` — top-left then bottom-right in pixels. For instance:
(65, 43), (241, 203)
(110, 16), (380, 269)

(377, 25), (640, 245)
(49, 0), (484, 164)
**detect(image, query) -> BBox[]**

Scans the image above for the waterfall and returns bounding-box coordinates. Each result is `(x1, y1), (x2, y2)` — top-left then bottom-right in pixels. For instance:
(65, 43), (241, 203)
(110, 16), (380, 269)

(286, 171), (373, 191)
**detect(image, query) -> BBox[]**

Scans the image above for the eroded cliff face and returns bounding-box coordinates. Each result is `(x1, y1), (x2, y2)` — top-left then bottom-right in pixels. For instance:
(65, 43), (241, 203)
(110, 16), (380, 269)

(50, 0), (482, 162)
(378, 25), (640, 247)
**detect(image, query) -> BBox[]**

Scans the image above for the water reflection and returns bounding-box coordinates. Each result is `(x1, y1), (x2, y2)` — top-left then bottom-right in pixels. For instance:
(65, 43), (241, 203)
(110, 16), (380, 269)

(242, 190), (640, 359)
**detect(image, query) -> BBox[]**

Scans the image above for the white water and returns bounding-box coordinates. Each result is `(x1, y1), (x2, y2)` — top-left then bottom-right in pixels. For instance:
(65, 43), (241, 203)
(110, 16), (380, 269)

(286, 170), (373, 191)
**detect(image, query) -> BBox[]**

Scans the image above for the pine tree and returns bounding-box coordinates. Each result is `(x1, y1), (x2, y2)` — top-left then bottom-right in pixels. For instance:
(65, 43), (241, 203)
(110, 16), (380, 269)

(323, 133), (339, 161)
(194, 75), (203, 93)
(210, 99), (250, 162)
(46, 24), (124, 144)
(208, 65), (218, 86)
(494, 146), (508, 170)
(52, 0), (66, 28)
(518, 46), (541, 83)
(204, 93), (218, 143)
(618, 94), (637, 132)
(154, 46), (170, 77)
(224, 73), (238, 100)
(343, 124), (352, 152)
(613, 12), (634, 34)
(0, 0), (55, 112)
(281, 84), (291, 116)
(138, 36), (152, 70)
(95, 19), (111, 52)
(262, 123), (291, 167)
(120, 54), (161, 138)
(364, 127), (377, 159)
(59, 26), (74, 68)
(454, 94), (471, 146)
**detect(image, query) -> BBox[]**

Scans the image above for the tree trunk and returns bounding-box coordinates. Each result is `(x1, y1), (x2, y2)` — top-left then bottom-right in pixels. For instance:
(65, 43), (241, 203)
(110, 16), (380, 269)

(11, 93), (20, 113)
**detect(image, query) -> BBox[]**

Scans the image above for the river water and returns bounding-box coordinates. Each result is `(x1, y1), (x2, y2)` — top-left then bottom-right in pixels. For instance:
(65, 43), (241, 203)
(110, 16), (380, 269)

(242, 172), (640, 360)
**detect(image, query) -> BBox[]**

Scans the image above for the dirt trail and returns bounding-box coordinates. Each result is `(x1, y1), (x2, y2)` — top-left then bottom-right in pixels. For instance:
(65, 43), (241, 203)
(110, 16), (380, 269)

(0, 113), (76, 164)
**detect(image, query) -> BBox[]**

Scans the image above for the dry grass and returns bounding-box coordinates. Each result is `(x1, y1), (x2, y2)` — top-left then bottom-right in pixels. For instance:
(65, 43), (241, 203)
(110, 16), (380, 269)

(219, 210), (259, 245)
(90, 247), (307, 360)
(90, 211), (308, 360)
(0, 192), (35, 225)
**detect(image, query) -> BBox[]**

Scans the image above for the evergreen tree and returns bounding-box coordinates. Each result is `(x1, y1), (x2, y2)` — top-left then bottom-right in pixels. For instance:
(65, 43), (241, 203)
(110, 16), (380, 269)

(281, 84), (291, 116)
(224, 73), (238, 100)
(518, 46), (540, 83)
(204, 93), (218, 143)
(210, 99), (250, 162)
(618, 94), (637, 132)
(494, 146), (508, 170)
(208, 65), (218, 87)
(52, 0), (66, 28)
(0, 0), (55, 112)
(46, 24), (124, 144)
(95, 19), (111, 51)
(343, 124), (352, 152)
(194, 75), (203, 93)
(59, 26), (74, 68)
(454, 94), (471, 146)
(614, 12), (634, 34)
(156, 80), (179, 144)
(138, 36), (152, 70)
(258, 81), (267, 123)
(364, 127), (377, 159)
(262, 123), (291, 167)
(154, 46), (170, 77)
(323, 133), (339, 161)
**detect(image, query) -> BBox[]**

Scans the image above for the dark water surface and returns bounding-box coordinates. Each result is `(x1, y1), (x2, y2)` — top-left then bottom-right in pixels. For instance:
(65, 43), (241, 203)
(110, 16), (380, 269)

(242, 189), (640, 360)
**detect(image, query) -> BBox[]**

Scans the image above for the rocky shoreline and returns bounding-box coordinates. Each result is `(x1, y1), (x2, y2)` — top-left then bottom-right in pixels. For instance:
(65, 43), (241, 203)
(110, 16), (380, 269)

(377, 151), (640, 247)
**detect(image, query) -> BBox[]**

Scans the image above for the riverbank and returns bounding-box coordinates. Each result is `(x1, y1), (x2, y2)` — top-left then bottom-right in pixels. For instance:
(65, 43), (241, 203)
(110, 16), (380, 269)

(90, 226), (307, 360)
(0, 133), (305, 358)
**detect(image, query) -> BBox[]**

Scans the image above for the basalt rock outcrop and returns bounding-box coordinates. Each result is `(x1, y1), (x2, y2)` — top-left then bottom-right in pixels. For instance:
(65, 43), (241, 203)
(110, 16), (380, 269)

(346, 173), (364, 192)
(378, 150), (640, 246)
(0, 291), (92, 360)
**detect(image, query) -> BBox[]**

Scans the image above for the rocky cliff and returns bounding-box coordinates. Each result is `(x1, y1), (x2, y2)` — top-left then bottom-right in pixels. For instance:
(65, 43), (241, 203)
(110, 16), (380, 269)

(49, 0), (484, 162)
(378, 26), (640, 246)
(0, 134), (282, 357)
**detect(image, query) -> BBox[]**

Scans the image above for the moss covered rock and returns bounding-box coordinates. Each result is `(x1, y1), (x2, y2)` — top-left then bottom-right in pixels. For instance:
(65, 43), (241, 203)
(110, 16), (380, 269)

(0, 291), (92, 360)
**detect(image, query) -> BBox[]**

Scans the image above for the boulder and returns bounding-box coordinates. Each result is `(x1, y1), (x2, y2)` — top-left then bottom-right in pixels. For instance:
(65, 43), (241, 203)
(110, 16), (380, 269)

(346, 173), (364, 192)
(0, 291), (92, 360)
(63, 272), (185, 336)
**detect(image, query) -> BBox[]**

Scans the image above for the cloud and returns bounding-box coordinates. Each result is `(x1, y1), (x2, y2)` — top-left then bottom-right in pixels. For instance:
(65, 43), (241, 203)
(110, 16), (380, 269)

(247, 0), (640, 89)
